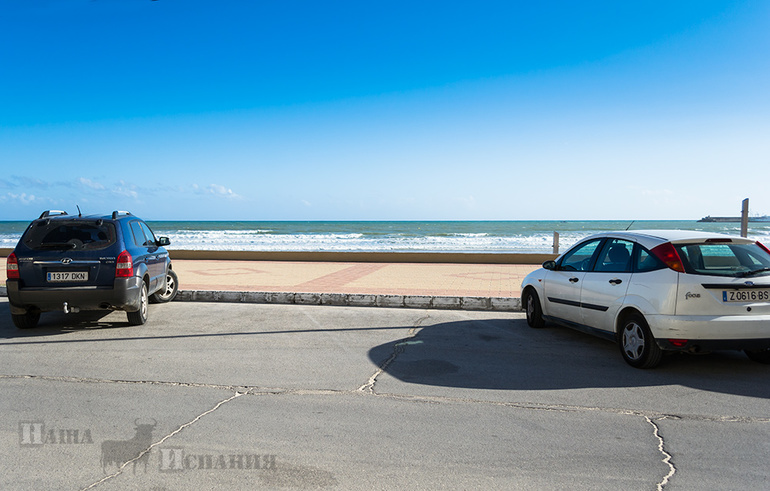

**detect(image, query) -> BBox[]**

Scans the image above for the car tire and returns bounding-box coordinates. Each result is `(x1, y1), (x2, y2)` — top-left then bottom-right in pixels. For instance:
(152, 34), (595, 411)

(524, 288), (545, 328)
(127, 282), (148, 326)
(150, 269), (178, 303)
(12, 311), (40, 329)
(744, 348), (770, 364)
(618, 313), (663, 369)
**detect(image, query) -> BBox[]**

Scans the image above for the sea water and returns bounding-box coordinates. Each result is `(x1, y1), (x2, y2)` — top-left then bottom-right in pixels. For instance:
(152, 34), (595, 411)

(3, 220), (769, 253)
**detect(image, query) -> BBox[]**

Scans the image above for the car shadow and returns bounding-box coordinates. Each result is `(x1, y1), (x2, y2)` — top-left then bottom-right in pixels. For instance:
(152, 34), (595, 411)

(0, 301), (131, 338)
(367, 318), (770, 399)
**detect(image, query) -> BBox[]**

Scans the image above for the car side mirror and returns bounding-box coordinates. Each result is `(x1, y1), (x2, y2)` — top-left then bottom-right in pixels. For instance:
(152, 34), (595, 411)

(157, 237), (171, 246)
(542, 260), (556, 270)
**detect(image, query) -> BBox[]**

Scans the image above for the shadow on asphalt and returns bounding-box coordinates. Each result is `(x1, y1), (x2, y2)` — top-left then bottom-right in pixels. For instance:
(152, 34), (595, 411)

(0, 300), (412, 344)
(0, 301), (125, 338)
(2, 298), (768, 399)
(367, 318), (770, 399)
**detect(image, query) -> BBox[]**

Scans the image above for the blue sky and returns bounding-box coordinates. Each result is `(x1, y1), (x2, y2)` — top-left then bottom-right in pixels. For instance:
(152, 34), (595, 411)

(1, 1), (769, 221)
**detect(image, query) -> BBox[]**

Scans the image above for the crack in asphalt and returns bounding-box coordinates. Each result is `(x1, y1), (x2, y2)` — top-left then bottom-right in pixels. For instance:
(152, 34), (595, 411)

(5, 373), (768, 424)
(357, 314), (430, 394)
(80, 391), (244, 490)
(0, 373), (265, 392)
(646, 416), (676, 491)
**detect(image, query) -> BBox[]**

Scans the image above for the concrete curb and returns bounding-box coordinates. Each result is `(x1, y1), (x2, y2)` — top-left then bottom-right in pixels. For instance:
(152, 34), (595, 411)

(175, 290), (523, 312)
(0, 287), (523, 312)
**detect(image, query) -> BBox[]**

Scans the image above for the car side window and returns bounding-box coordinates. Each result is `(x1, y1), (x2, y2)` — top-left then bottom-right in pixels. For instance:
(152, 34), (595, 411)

(140, 222), (157, 246)
(559, 239), (602, 271)
(594, 239), (633, 273)
(634, 245), (665, 272)
(130, 221), (149, 247)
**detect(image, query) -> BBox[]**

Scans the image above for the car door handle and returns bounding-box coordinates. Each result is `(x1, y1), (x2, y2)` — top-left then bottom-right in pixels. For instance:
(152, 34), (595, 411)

(609, 278), (623, 285)
(569, 277), (579, 283)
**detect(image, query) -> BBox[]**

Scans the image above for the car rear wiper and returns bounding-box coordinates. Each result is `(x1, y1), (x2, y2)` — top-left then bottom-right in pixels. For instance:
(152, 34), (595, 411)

(739, 268), (770, 277)
(38, 242), (77, 250)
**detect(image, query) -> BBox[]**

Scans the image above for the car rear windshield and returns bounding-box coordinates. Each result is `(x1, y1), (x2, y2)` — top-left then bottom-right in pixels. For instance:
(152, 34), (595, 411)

(21, 220), (117, 251)
(674, 242), (770, 277)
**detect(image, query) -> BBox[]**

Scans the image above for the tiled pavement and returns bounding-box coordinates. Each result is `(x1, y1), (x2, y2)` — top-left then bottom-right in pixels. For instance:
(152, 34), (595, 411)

(171, 260), (539, 298)
(0, 256), (541, 311)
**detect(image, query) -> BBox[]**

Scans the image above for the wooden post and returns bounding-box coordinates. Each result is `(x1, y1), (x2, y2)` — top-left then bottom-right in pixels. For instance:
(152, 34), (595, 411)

(741, 198), (749, 238)
(553, 232), (559, 254)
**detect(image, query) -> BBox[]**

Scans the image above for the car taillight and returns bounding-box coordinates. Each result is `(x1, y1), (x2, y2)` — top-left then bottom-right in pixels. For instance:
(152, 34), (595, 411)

(651, 242), (685, 273)
(115, 250), (134, 278)
(6, 252), (19, 279)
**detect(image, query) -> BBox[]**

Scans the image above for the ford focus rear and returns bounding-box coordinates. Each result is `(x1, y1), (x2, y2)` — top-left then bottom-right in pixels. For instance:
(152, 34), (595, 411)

(521, 230), (770, 368)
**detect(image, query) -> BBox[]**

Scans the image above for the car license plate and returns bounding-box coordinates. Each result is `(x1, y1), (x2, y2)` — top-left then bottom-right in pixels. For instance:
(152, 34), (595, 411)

(47, 271), (88, 282)
(723, 289), (770, 302)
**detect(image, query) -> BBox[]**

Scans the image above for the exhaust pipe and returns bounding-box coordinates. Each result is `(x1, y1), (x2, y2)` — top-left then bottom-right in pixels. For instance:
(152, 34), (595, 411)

(62, 302), (80, 314)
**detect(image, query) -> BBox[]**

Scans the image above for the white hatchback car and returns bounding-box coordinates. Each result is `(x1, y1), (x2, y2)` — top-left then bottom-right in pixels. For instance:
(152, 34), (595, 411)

(521, 230), (770, 368)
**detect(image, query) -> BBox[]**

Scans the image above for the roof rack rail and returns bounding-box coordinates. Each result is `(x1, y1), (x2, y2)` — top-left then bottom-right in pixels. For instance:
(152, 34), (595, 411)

(112, 210), (132, 220)
(39, 210), (68, 219)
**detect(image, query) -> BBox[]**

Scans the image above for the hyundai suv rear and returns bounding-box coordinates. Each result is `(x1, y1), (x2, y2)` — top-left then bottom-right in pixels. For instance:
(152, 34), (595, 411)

(6, 210), (179, 329)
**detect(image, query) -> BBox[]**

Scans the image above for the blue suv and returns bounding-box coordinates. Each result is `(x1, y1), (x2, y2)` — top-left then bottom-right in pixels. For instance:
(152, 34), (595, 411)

(6, 210), (178, 329)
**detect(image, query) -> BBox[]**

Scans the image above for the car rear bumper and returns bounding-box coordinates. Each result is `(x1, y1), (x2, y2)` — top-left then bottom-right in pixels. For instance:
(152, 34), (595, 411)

(6, 277), (143, 315)
(648, 314), (770, 351)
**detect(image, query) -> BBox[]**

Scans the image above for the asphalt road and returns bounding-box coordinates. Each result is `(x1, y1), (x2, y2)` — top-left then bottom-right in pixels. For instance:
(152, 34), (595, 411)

(0, 298), (768, 490)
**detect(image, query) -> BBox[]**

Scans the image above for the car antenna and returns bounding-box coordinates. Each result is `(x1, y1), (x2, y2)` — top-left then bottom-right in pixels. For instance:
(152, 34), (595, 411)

(77, 205), (82, 217)
(625, 221), (635, 231)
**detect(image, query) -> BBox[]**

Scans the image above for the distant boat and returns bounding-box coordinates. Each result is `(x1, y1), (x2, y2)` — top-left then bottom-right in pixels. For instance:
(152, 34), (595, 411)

(698, 215), (770, 223)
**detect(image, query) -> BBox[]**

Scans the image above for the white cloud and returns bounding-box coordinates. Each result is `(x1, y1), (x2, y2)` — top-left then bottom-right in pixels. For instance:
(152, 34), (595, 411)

(205, 184), (242, 200)
(113, 180), (140, 199)
(79, 177), (105, 190)
(114, 187), (139, 199)
(12, 176), (48, 189)
(4, 193), (37, 205)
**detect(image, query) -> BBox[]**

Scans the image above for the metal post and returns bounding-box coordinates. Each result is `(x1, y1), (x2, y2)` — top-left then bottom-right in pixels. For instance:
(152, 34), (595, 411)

(553, 232), (559, 254)
(741, 198), (749, 238)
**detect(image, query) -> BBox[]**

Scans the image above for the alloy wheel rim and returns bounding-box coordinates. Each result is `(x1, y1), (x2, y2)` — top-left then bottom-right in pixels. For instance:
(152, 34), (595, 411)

(140, 285), (148, 318)
(162, 274), (175, 298)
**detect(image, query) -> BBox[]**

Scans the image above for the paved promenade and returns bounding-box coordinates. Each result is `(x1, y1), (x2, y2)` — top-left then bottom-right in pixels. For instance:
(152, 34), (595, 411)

(172, 259), (538, 297)
(0, 256), (541, 311)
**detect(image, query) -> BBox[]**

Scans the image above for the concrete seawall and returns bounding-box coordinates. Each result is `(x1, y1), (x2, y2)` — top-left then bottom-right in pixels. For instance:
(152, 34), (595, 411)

(1, 248), (556, 264)
(170, 250), (556, 264)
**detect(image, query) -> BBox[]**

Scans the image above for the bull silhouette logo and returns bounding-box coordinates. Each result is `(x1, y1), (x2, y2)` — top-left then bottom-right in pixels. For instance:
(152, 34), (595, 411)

(100, 419), (157, 473)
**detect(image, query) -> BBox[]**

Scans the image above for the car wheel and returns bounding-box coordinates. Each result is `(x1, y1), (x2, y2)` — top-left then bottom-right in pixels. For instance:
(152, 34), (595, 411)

(524, 288), (545, 328)
(127, 282), (148, 325)
(12, 311), (40, 329)
(618, 314), (662, 368)
(744, 348), (770, 364)
(150, 269), (178, 303)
